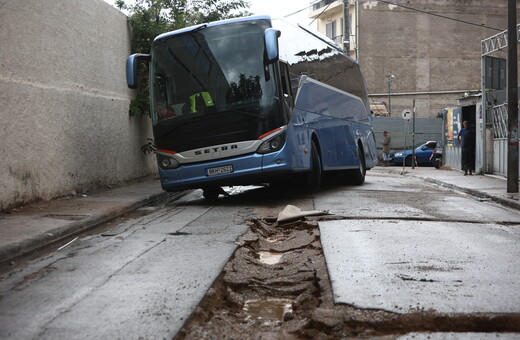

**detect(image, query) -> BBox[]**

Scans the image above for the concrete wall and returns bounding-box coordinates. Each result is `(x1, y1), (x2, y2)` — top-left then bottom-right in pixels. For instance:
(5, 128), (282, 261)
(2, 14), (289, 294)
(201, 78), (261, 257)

(358, 0), (514, 118)
(0, 0), (156, 211)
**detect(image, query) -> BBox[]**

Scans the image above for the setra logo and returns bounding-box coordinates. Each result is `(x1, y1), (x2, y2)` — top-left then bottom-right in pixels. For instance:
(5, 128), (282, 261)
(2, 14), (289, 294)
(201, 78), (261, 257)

(194, 144), (238, 155)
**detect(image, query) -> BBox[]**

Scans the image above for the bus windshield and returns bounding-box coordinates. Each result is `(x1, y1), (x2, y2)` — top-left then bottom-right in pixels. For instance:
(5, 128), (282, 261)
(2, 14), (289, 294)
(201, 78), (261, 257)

(150, 19), (287, 153)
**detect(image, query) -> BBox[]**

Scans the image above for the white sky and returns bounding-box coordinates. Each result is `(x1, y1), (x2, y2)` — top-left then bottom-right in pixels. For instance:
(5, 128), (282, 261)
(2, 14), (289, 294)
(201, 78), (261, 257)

(104, 0), (316, 28)
(249, 0), (315, 27)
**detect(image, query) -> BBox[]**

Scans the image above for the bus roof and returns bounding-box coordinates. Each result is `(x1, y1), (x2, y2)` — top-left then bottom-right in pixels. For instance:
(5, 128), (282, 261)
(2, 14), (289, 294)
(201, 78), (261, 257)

(154, 15), (272, 42)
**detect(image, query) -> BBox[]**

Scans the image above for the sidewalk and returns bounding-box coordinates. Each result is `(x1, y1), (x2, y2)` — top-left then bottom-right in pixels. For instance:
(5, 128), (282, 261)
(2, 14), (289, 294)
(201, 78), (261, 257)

(1, 167), (519, 267)
(378, 165), (520, 211)
(0, 180), (177, 266)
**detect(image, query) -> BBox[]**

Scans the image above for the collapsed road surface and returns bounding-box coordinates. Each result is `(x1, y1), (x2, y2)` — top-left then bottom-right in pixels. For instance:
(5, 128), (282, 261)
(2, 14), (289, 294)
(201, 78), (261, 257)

(1, 168), (519, 339)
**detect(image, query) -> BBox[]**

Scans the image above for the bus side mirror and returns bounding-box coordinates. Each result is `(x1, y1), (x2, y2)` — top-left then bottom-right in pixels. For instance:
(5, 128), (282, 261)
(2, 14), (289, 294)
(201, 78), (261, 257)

(126, 53), (151, 89)
(264, 28), (281, 64)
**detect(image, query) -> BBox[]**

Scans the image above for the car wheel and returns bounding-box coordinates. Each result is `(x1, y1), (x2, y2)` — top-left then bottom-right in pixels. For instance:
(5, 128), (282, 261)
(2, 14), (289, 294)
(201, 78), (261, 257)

(405, 156), (413, 166)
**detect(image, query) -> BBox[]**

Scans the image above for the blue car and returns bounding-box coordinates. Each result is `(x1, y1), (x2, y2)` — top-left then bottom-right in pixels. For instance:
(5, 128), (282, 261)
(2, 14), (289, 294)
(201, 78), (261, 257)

(390, 141), (440, 166)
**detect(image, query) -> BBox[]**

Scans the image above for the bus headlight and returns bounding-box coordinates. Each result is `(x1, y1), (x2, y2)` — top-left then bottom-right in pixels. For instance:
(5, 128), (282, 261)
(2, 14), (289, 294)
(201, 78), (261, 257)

(158, 154), (180, 169)
(257, 131), (286, 154)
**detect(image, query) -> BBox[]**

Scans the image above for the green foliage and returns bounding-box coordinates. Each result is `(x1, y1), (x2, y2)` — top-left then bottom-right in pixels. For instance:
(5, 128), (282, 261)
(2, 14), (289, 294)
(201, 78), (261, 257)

(119, 0), (251, 117)
(189, 0), (252, 24)
(129, 87), (150, 117)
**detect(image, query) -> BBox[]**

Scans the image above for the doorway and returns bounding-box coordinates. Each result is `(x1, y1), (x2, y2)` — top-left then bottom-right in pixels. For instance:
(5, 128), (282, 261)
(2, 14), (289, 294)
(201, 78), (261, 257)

(461, 105), (476, 128)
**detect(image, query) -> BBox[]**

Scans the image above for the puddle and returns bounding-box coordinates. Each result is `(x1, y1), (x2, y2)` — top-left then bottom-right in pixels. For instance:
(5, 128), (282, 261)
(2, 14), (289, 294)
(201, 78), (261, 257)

(257, 251), (283, 265)
(243, 298), (293, 323)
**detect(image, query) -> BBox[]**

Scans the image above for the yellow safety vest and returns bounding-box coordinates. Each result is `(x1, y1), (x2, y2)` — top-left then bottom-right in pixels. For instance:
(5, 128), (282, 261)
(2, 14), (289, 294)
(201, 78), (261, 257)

(189, 92), (214, 113)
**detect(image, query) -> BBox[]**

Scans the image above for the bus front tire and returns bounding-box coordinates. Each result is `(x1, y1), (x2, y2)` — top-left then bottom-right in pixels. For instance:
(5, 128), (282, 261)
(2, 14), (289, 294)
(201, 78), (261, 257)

(306, 141), (322, 193)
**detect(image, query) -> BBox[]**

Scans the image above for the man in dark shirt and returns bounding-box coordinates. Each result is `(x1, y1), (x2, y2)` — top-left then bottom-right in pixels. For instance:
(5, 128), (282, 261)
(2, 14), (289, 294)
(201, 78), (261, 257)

(458, 120), (476, 175)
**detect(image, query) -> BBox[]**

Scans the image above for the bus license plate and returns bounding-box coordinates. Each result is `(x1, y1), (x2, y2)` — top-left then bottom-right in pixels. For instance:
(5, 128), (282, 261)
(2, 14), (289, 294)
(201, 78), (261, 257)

(206, 165), (234, 176)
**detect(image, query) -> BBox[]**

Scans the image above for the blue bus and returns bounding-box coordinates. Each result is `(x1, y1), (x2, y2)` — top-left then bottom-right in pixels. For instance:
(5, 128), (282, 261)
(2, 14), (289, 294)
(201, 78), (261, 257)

(127, 16), (378, 199)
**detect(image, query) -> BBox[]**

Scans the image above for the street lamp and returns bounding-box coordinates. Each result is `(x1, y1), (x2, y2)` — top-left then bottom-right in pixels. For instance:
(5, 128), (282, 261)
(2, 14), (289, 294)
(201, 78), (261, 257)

(386, 74), (395, 117)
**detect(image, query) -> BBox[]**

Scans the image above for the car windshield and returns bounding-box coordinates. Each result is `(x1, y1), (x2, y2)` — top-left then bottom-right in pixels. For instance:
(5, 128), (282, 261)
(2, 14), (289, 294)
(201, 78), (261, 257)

(417, 142), (437, 150)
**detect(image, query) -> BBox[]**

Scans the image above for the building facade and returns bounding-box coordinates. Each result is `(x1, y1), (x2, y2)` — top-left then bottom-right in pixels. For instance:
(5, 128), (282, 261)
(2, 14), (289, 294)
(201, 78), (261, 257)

(309, 0), (514, 118)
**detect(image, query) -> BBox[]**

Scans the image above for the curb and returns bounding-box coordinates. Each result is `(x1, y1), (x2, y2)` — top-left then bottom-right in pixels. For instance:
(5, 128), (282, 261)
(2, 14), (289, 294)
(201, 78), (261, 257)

(421, 177), (520, 212)
(0, 191), (175, 266)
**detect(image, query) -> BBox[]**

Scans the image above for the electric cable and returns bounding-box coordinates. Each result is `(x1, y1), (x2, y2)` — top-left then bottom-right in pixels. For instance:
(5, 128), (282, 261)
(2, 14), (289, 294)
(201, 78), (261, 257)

(375, 0), (504, 32)
(283, 6), (309, 18)
(309, 2), (333, 25)
(282, 0), (504, 32)
(281, 2), (333, 26)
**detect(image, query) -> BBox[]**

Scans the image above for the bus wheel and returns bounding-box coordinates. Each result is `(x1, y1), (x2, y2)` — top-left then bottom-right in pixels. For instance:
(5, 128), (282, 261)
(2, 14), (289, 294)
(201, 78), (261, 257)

(351, 145), (366, 185)
(306, 141), (322, 192)
(203, 187), (220, 200)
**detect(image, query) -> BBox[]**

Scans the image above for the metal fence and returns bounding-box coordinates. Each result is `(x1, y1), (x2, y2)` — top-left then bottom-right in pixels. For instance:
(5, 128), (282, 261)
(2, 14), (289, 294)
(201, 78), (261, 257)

(493, 104), (508, 139)
(372, 117), (443, 151)
(493, 103), (508, 176)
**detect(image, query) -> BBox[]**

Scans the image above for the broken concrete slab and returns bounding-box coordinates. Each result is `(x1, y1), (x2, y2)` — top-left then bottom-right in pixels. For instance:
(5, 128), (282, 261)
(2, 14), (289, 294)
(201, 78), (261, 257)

(319, 219), (520, 314)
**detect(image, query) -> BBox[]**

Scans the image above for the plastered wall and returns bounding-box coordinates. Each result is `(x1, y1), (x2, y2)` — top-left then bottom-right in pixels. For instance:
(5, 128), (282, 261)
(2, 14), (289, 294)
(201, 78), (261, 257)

(0, 0), (157, 211)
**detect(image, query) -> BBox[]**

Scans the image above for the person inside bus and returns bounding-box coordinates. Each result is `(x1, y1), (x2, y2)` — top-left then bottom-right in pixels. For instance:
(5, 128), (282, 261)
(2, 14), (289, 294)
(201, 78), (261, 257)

(156, 102), (176, 120)
(189, 91), (215, 114)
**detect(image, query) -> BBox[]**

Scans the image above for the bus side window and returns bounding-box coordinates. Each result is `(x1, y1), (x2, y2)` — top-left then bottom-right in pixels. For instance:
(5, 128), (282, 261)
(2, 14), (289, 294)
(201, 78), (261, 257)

(279, 61), (294, 113)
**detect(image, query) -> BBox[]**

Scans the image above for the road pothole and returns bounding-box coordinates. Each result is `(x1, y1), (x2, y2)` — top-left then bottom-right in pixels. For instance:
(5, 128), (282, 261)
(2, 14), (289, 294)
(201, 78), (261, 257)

(257, 251), (284, 265)
(174, 214), (520, 339)
(243, 298), (294, 324)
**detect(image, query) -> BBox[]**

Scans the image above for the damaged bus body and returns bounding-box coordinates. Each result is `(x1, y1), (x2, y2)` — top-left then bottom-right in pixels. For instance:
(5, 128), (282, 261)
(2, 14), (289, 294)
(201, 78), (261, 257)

(126, 16), (377, 199)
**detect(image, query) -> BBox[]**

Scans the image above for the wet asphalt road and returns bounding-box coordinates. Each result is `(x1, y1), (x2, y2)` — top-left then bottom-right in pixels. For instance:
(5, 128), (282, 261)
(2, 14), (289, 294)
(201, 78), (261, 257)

(0, 169), (519, 339)
(315, 170), (520, 314)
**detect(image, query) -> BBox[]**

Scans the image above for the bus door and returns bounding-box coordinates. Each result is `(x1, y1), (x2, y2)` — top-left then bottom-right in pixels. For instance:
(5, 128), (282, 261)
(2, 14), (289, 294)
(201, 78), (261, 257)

(281, 62), (306, 170)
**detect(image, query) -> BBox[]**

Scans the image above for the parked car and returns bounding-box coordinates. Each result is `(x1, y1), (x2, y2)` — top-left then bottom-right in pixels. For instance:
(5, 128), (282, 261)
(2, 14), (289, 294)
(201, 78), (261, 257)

(389, 141), (441, 166)
(430, 144), (443, 168)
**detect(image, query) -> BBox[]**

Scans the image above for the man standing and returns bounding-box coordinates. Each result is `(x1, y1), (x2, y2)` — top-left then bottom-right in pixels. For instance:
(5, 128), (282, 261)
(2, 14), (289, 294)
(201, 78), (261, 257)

(458, 121), (476, 175)
(380, 131), (391, 166)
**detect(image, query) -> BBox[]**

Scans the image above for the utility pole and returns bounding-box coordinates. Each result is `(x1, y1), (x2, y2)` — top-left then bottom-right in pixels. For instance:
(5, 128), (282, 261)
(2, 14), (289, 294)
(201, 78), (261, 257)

(355, 0), (359, 61)
(412, 99), (416, 169)
(507, 0), (518, 193)
(386, 75), (395, 117)
(343, 0), (351, 53)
